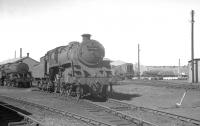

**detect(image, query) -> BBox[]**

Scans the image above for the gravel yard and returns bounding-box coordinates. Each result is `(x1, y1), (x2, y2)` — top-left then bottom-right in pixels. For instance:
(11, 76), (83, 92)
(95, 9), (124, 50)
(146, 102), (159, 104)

(0, 88), (90, 126)
(0, 87), (132, 125)
(112, 81), (200, 120)
(0, 82), (200, 124)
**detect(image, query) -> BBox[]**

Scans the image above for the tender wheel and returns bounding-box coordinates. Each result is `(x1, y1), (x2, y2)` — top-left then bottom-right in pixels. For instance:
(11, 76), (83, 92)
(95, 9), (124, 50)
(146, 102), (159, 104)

(76, 86), (83, 100)
(54, 86), (58, 93)
(54, 82), (59, 93)
(66, 85), (71, 97)
(101, 85), (108, 99)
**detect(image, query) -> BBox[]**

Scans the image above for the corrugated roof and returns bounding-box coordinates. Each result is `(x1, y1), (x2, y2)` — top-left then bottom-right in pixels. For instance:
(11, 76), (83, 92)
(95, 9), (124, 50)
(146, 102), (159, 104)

(0, 57), (27, 65)
(110, 60), (127, 66)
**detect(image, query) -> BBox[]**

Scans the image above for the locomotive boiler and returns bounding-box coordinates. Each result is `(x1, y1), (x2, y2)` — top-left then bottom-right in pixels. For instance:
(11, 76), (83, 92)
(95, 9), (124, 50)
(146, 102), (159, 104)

(0, 61), (32, 88)
(34, 34), (112, 99)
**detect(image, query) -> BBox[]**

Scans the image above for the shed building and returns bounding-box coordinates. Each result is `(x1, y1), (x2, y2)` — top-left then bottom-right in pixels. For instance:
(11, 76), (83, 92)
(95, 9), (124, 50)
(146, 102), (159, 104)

(0, 54), (39, 75)
(32, 56), (45, 78)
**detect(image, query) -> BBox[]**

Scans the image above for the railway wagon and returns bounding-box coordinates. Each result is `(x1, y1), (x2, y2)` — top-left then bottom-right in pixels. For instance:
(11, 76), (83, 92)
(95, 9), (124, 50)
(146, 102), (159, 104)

(0, 61), (32, 88)
(32, 34), (112, 99)
(111, 63), (134, 80)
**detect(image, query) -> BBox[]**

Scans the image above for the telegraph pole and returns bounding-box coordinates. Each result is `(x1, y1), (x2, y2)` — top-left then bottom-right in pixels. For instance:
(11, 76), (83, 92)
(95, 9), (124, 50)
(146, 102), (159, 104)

(178, 59), (180, 78)
(191, 10), (194, 83)
(138, 44), (140, 79)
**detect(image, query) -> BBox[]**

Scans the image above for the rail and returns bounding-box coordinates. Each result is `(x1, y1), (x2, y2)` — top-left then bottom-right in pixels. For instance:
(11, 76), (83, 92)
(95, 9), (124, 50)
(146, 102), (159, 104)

(0, 95), (115, 126)
(41, 91), (159, 126)
(85, 100), (158, 126)
(108, 98), (200, 126)
(0, 102), (44, 126)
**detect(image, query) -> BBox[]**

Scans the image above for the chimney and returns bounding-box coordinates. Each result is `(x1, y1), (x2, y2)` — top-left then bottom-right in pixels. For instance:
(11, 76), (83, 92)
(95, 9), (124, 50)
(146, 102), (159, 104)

(27, 53), (29, 57)
(14, 50), (16, 58)
(82, 34), (91, 41)
(20, 48), (22, 58)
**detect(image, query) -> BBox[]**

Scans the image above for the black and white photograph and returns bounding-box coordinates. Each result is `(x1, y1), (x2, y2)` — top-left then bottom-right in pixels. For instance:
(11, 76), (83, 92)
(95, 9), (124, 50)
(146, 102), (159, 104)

(0, 0), (200, 125)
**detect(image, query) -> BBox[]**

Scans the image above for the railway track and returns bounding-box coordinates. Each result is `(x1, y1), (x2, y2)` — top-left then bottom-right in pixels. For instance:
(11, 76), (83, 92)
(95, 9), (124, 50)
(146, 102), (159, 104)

(1, 88), (200, 126)
(33, 91), (159, 126)
(0, 90), (159, 126)
(0, 94), (113, 126)
(88, 98), (200, 126)
(34, 90), (200, 126)
(0, 101), (43, 126)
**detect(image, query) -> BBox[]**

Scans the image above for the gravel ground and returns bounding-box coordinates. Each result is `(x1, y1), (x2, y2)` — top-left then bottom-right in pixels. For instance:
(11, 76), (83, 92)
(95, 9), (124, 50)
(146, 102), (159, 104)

(0, 87), (92, 126)
(112, 81), (200, 120)
(0, 87), (131, 126)
(1, 82), (200, 125)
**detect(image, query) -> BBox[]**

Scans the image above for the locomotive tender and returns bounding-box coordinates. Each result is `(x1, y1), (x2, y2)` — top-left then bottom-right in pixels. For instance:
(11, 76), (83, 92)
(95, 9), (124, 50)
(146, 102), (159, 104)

(33, 34), (112, 99)
(0, 61), (32, 88)
(111, 63), (134, 80)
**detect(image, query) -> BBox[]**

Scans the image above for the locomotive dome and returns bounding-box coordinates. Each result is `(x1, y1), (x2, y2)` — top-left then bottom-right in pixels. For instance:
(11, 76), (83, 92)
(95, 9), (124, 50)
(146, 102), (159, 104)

(78, 34), (105, 66)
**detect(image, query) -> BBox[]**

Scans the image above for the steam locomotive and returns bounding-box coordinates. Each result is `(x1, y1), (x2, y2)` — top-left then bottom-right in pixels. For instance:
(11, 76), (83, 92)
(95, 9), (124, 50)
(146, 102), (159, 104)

(0, 61), (32, 88)
(32, 34), (113, 99)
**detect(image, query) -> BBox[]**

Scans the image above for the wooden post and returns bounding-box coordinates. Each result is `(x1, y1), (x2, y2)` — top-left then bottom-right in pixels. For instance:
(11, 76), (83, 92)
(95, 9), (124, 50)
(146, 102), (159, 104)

(138, 44), (140, 79)
(191, 10), (195, 83)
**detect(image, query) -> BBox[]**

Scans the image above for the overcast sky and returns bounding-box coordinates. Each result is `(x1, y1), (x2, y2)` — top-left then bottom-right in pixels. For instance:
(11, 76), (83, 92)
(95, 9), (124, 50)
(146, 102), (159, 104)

(0, 0), (200, 66)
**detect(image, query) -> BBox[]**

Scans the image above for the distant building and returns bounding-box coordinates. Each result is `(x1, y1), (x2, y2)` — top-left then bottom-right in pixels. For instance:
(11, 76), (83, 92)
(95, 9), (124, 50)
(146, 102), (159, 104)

(0, 53), (39, 75)
(188, 59), (200, 83)
(145, 66), (188, 76)
(32, 56), (45, 78)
